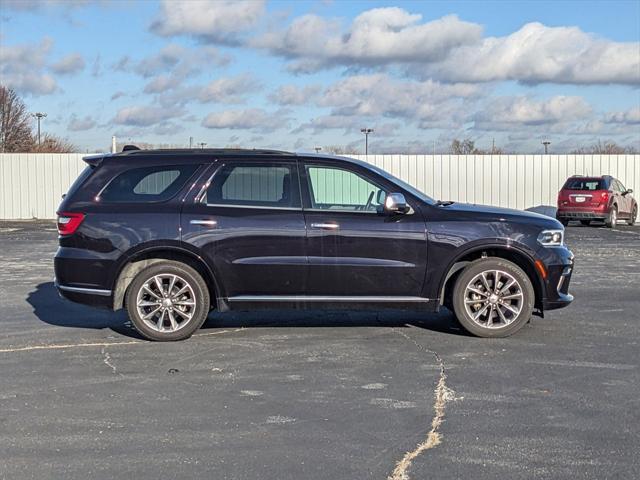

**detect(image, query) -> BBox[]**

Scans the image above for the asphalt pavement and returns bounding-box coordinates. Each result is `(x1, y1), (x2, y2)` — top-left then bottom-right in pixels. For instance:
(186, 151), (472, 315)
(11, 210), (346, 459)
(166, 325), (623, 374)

(1, 221), (638, 480)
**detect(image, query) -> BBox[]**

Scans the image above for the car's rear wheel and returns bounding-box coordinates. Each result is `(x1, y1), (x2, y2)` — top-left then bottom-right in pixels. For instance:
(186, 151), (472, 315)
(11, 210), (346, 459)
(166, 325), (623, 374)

(125, 261), (210, 341)
(628, 205), (637, 226)
(605, 206), (618, 229)
(452, 258), (535, 338)
(580, 220), (591, 226)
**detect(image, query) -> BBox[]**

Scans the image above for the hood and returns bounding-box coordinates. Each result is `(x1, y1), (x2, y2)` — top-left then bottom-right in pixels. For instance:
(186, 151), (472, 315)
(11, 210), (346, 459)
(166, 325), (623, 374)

(436, 202), (562, 228)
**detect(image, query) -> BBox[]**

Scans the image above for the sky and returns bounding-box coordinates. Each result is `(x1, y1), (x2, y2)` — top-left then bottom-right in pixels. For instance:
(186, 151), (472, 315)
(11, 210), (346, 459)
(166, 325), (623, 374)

(1, 0), (639, 154)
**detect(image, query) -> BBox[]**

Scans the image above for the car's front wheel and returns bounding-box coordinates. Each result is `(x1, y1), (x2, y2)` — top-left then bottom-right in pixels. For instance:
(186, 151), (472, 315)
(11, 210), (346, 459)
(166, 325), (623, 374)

(125, 261), (210, 341)
(452, 258), (535, 338)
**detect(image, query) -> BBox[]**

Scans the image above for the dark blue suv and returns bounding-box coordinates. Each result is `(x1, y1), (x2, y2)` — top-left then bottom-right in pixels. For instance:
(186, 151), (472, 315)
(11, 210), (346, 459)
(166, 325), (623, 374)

(55, 148), (574, 341)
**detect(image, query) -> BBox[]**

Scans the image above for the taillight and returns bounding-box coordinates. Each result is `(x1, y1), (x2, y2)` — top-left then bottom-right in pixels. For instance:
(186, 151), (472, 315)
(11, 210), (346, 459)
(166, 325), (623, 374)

(57, 212), (85, 235)
(601, 191), (609, 203)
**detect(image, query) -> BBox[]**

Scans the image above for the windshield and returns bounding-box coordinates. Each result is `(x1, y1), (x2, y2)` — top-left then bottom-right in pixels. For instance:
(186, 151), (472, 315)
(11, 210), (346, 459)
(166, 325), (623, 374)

(364, 163), (437, 205)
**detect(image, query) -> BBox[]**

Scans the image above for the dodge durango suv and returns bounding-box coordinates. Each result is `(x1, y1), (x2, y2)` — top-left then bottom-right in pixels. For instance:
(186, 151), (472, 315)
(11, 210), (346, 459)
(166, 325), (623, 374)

(55, 148), (574, 341)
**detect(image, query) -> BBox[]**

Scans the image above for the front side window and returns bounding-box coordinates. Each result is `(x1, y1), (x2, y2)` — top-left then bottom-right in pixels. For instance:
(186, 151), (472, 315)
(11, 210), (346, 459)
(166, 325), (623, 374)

(203, 163), (300, 208)
(305, 165), (387, 212)
(100, 165), (199, 203)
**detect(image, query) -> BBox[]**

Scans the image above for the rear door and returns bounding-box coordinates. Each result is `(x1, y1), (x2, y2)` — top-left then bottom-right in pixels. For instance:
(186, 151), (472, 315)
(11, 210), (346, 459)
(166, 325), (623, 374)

(181, 158), (307, 299)
(299, 159), (427, 298)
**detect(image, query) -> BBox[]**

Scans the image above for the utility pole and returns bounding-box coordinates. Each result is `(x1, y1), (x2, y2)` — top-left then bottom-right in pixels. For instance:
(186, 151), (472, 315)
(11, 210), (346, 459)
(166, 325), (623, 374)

(360, 128), (373, 155)
(542, 140), (551, 154)
(32, 112), (47, 146)
(111, 135), (117, 153)
(189, 136), (193, 148)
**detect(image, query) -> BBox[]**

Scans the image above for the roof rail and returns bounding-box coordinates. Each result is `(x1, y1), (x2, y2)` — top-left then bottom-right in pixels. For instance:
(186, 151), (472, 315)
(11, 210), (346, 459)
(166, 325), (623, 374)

(121, 147), (296, 156)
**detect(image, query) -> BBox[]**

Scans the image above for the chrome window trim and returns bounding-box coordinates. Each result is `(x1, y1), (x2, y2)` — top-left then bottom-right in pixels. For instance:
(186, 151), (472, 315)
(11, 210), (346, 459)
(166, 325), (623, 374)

(202, 203), (303, 211)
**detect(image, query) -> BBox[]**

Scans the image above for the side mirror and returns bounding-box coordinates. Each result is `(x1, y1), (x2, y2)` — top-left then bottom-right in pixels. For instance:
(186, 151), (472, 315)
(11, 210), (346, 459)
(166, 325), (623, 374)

(384, 193), (409, 214)
(625, 189), (633, 195)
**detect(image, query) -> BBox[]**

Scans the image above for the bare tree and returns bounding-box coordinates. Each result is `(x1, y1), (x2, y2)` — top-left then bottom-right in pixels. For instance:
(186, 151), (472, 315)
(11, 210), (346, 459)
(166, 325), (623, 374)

(324, 145), (359, 155)
(571, 140), (638, 154)
(0, 85), (34, 152)
(450, 138), (482, 154)
(33, 133), (78, 153)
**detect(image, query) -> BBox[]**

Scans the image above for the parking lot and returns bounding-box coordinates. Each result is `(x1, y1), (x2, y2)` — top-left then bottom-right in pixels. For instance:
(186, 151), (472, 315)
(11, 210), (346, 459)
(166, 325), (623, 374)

(1, 221), (639, 480)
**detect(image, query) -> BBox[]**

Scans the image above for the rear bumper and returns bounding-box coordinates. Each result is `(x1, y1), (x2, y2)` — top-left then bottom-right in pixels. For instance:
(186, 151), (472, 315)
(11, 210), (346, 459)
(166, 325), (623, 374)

(54, 278), (113, 308)
(556, 211), (606, 220)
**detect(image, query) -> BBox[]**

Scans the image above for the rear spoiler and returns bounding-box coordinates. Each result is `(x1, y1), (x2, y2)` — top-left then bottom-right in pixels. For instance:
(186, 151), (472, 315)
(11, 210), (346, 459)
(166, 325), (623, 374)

(82, 153), (112, 167)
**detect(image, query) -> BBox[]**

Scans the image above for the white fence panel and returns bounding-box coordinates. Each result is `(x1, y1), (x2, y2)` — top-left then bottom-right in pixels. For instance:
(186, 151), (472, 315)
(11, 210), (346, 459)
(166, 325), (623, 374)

(0, 153), (639, 219)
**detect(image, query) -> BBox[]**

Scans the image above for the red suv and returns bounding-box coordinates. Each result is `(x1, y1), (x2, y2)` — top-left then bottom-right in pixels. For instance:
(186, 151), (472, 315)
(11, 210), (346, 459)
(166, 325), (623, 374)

(557, 175), (637, 228)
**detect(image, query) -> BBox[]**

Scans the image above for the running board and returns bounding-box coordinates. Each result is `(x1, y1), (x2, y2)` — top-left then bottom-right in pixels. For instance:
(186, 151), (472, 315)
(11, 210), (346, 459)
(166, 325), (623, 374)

(227, 295), (430, 303)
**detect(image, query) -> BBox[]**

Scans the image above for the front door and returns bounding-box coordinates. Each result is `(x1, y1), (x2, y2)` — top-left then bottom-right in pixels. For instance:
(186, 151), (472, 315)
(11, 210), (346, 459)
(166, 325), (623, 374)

(181, 159), (307, 299)
(300, 160), (427, 298)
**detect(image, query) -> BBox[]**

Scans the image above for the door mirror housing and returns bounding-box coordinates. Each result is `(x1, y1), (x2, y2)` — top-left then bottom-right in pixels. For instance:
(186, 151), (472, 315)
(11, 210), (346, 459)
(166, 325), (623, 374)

(623, 189), (633, 195)
(384, 193), (409, 214)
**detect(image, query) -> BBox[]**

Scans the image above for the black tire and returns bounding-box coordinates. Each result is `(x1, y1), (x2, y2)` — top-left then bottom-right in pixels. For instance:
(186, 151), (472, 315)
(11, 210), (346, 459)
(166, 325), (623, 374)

(628, 205), (637, 226)
(125, 261), (210, 341)
(452, 258), (535, 338)
(558, 217), (569, 227)
(580, 220), (591, 226)
(605, 206), (618, 229)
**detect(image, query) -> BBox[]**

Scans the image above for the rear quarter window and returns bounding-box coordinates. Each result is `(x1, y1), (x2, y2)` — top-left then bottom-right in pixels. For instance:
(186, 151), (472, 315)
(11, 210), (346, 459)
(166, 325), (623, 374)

(99, 165), (199, 203)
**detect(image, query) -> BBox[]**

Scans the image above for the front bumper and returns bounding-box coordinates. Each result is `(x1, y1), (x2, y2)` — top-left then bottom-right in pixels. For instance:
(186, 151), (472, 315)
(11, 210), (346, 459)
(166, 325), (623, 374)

(537, 246), (575, 311)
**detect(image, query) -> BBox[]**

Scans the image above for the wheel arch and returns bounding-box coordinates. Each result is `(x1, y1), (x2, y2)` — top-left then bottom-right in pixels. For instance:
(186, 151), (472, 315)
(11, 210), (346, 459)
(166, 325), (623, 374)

(439, 245), (545, 313)
(112, 246), (222, 311)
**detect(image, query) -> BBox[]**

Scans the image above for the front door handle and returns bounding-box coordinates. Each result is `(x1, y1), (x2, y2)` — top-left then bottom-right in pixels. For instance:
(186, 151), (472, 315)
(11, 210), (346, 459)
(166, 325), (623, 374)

(190, 219), (218, 227)
(310, 222), (339, 230)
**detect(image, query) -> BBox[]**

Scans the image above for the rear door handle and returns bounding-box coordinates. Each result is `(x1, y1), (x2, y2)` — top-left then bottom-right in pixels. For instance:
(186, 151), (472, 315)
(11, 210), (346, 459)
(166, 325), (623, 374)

(310, 222), (339, 230)
(190, 219), (218, 227)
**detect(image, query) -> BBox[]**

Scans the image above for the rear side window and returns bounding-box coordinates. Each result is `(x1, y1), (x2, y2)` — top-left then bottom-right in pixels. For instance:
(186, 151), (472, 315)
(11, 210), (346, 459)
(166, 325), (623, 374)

(66, 166), (94, 198)
(564, 178), (605, 191)
(100, 165), (199, 203)
(203, 163), (300, 208)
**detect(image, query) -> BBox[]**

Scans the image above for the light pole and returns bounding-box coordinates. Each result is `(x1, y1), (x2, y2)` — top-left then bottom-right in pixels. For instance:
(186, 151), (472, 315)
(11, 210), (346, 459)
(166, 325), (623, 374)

(314, 146), (322, 153)
(198, 142), (207, 149)
(542, 140), (551, 154)
(360, 128), (373, 155)
(32, 112), (47, 146)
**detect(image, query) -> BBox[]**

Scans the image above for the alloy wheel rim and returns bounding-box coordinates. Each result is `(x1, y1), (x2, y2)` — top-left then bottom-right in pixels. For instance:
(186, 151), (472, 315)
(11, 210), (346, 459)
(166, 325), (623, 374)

(463, 269), (523, 329)
(136, 274), (196, 333)
(612, 209), (617, 225)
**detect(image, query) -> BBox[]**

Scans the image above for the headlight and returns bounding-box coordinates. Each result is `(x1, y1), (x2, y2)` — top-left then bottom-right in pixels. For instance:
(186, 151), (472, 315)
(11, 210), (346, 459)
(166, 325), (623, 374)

(537, 229), (564, 247)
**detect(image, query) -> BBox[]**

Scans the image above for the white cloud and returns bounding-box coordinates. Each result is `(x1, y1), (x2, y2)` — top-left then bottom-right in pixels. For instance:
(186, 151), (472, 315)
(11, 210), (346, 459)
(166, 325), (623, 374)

(318, 74), (481, 127)
(202, 108), (289, 131)
(0, 37), (57, 95)
(426, 22), (640, 85)
(268, 84), (321, 105)
(604, 106), (640, 124)
(473, 95), (592, 131)
(150, 0), (265, 44)
(254, 9), (482, 72)
(51, 53), (85, 74)
(68, 114), (96, 131)
(197, 74), (260, 103)
(113, 105), (185, 127)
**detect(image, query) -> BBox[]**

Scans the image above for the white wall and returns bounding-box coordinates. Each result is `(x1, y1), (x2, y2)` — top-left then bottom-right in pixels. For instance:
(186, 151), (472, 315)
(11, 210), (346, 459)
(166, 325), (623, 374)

(1, 153), (638, 219)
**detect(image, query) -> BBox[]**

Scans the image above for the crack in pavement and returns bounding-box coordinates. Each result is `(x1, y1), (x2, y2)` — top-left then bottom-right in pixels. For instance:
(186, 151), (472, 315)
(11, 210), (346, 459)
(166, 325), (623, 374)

(388, 325), (457, 480)
(0, 328), (245, 354)
(101, 346), (123, 377)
